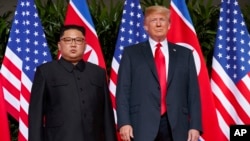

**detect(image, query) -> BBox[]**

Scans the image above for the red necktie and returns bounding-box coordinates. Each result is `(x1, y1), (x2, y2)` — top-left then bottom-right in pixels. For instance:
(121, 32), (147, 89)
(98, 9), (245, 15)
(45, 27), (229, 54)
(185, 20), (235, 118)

(154, 43), (167, 115)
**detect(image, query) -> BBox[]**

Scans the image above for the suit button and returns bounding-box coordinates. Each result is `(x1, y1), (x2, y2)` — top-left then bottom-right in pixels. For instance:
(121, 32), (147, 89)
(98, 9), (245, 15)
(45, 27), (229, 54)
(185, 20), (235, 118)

(82, 100), (85, 104)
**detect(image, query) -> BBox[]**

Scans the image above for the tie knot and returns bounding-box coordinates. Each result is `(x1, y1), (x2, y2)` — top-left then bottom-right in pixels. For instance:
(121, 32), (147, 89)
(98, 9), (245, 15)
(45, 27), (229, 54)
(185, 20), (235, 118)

(156, 43), (162, 48)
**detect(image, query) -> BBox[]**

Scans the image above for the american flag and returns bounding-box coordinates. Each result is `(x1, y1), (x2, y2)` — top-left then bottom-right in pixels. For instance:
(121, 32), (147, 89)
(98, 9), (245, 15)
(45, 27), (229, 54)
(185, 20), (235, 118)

(0, 0), (52, 140)
(167, 0), (225, 140)
(59, 0), (106, 69)
(108, 0), (147, 138)
(211, 0), (250, 140)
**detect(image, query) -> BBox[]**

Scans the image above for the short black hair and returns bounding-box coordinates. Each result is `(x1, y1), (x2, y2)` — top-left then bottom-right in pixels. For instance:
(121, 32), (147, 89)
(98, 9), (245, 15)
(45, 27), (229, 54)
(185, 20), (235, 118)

(59, 24), (86, 40)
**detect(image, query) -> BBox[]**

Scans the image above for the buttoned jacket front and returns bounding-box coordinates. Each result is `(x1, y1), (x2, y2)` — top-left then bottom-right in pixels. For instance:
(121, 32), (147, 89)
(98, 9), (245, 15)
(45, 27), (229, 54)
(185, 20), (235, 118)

(28, 58), (117, 141)
(116, 41), (202, 141)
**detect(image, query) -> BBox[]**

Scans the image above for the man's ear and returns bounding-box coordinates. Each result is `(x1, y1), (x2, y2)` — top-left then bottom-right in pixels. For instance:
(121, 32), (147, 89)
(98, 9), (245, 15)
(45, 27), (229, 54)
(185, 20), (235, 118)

(144, 25), (148, 31)
(58, 42), (61, 51)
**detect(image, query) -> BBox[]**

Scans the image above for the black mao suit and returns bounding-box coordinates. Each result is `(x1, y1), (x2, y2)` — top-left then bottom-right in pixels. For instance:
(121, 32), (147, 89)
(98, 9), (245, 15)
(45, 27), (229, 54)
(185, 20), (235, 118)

(116, 41), (202, 141)
(28, 58), (117, 141)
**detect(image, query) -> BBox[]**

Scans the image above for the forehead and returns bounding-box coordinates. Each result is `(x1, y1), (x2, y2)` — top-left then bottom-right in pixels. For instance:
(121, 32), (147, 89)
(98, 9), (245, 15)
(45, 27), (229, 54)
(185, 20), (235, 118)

(147, 12), (167, 18)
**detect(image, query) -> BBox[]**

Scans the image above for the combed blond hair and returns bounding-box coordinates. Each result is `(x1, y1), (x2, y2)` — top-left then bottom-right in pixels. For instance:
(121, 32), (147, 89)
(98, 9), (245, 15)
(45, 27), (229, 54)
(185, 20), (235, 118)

(144, 5), (171, 23)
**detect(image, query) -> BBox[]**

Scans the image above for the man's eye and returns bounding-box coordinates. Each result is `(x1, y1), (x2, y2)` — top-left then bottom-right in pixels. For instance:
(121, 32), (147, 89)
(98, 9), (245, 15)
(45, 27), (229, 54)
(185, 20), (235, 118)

(65, 39), (71, 42)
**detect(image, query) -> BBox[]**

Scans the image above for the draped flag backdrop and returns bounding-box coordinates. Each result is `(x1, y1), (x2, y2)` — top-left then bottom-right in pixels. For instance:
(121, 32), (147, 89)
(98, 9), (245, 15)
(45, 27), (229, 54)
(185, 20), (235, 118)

(167, 0), (225, 140)
(59, 0), (106, 69)
(0, 0), (52, 140)
(108, 0), (148, 139)
(211, 0), (250, 140)
(0, 81), (11, 141)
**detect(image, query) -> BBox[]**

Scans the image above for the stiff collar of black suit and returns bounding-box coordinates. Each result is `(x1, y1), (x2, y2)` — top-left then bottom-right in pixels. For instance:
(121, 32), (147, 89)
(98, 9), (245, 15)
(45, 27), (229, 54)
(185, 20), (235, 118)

(58, 57), (85, 72)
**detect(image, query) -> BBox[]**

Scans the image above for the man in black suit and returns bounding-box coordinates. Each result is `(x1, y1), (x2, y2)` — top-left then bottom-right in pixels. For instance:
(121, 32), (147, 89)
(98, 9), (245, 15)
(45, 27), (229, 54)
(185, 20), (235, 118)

(28, 25), (117, 141)
(116, 5), (202, 141)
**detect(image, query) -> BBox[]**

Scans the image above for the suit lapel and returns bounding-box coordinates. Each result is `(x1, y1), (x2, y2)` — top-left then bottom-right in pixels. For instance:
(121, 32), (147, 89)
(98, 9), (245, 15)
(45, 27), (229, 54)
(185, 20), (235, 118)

(141, 41), (159, 82)
(167, 42), (178, 85)
(140, 41), (179, 86)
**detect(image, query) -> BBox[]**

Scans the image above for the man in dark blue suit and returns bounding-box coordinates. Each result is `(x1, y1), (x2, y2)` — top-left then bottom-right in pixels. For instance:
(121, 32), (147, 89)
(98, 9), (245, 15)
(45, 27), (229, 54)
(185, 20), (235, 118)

(116, 5), (202, 141)
(28, 25), (117, 141)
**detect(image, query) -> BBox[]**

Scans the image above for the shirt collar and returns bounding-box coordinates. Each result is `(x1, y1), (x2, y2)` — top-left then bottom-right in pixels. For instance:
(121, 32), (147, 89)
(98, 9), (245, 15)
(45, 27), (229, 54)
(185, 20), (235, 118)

(59, 57), (85, 72)
(148, 37), (168, 49)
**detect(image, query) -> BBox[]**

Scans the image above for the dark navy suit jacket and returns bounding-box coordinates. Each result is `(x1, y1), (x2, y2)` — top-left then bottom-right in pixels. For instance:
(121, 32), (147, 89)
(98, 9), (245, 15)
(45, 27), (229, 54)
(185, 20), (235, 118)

(116, 41), (202, 141)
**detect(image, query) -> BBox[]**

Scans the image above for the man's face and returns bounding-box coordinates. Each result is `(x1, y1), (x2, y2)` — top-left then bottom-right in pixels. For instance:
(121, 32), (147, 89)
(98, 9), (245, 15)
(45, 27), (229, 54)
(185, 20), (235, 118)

(58, 29), (86, 63)
(144, 12), (170, 42)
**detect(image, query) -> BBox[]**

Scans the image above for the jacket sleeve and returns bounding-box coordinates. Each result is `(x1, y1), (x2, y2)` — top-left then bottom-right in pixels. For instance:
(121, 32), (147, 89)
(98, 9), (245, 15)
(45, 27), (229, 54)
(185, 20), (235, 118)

(187, 51), (202, 133)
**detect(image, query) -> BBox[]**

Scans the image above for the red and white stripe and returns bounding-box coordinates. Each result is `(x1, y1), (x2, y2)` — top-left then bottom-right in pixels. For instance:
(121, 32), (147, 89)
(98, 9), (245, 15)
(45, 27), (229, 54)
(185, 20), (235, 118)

(1, 48), (30, 141)
(211, 58), (250, 140)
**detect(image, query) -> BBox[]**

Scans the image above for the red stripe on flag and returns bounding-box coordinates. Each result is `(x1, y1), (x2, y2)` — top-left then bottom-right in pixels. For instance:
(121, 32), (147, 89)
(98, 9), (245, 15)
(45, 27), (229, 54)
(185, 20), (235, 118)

(214, 93), (236, 125)
(2, 57), (22, 79)
(21, 84), (30, 104)
(212, 70), (250, 123)
(110, 69), (118, 85)
(1, 75), (20, 120)
(109, 91), (116, 110)
(237, 78), (250, 103)
(211, 70), (238, 124)
(109, 68), (118, 111)
(19, 108), (28, 128)
(1, 75), (20, 101)
(5, 100), (19, 121)
(18, 131), (26, 141)
(0, 81), (11, 141)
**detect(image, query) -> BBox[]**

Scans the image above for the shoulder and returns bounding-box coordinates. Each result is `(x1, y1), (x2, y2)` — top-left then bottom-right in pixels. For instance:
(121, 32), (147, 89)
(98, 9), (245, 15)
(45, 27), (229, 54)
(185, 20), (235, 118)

(84, 62), (107, 82)
(85, 62), (106, 74)
(123, 41), (149, 54)
(36, 60), (58, 70)
(33, 60), (59, 78)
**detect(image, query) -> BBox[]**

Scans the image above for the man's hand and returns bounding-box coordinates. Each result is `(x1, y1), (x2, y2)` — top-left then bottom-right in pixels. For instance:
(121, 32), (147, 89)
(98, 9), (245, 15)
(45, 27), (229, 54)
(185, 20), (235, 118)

(119, 125), (134, 141)
(187, 129), (200, 141)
